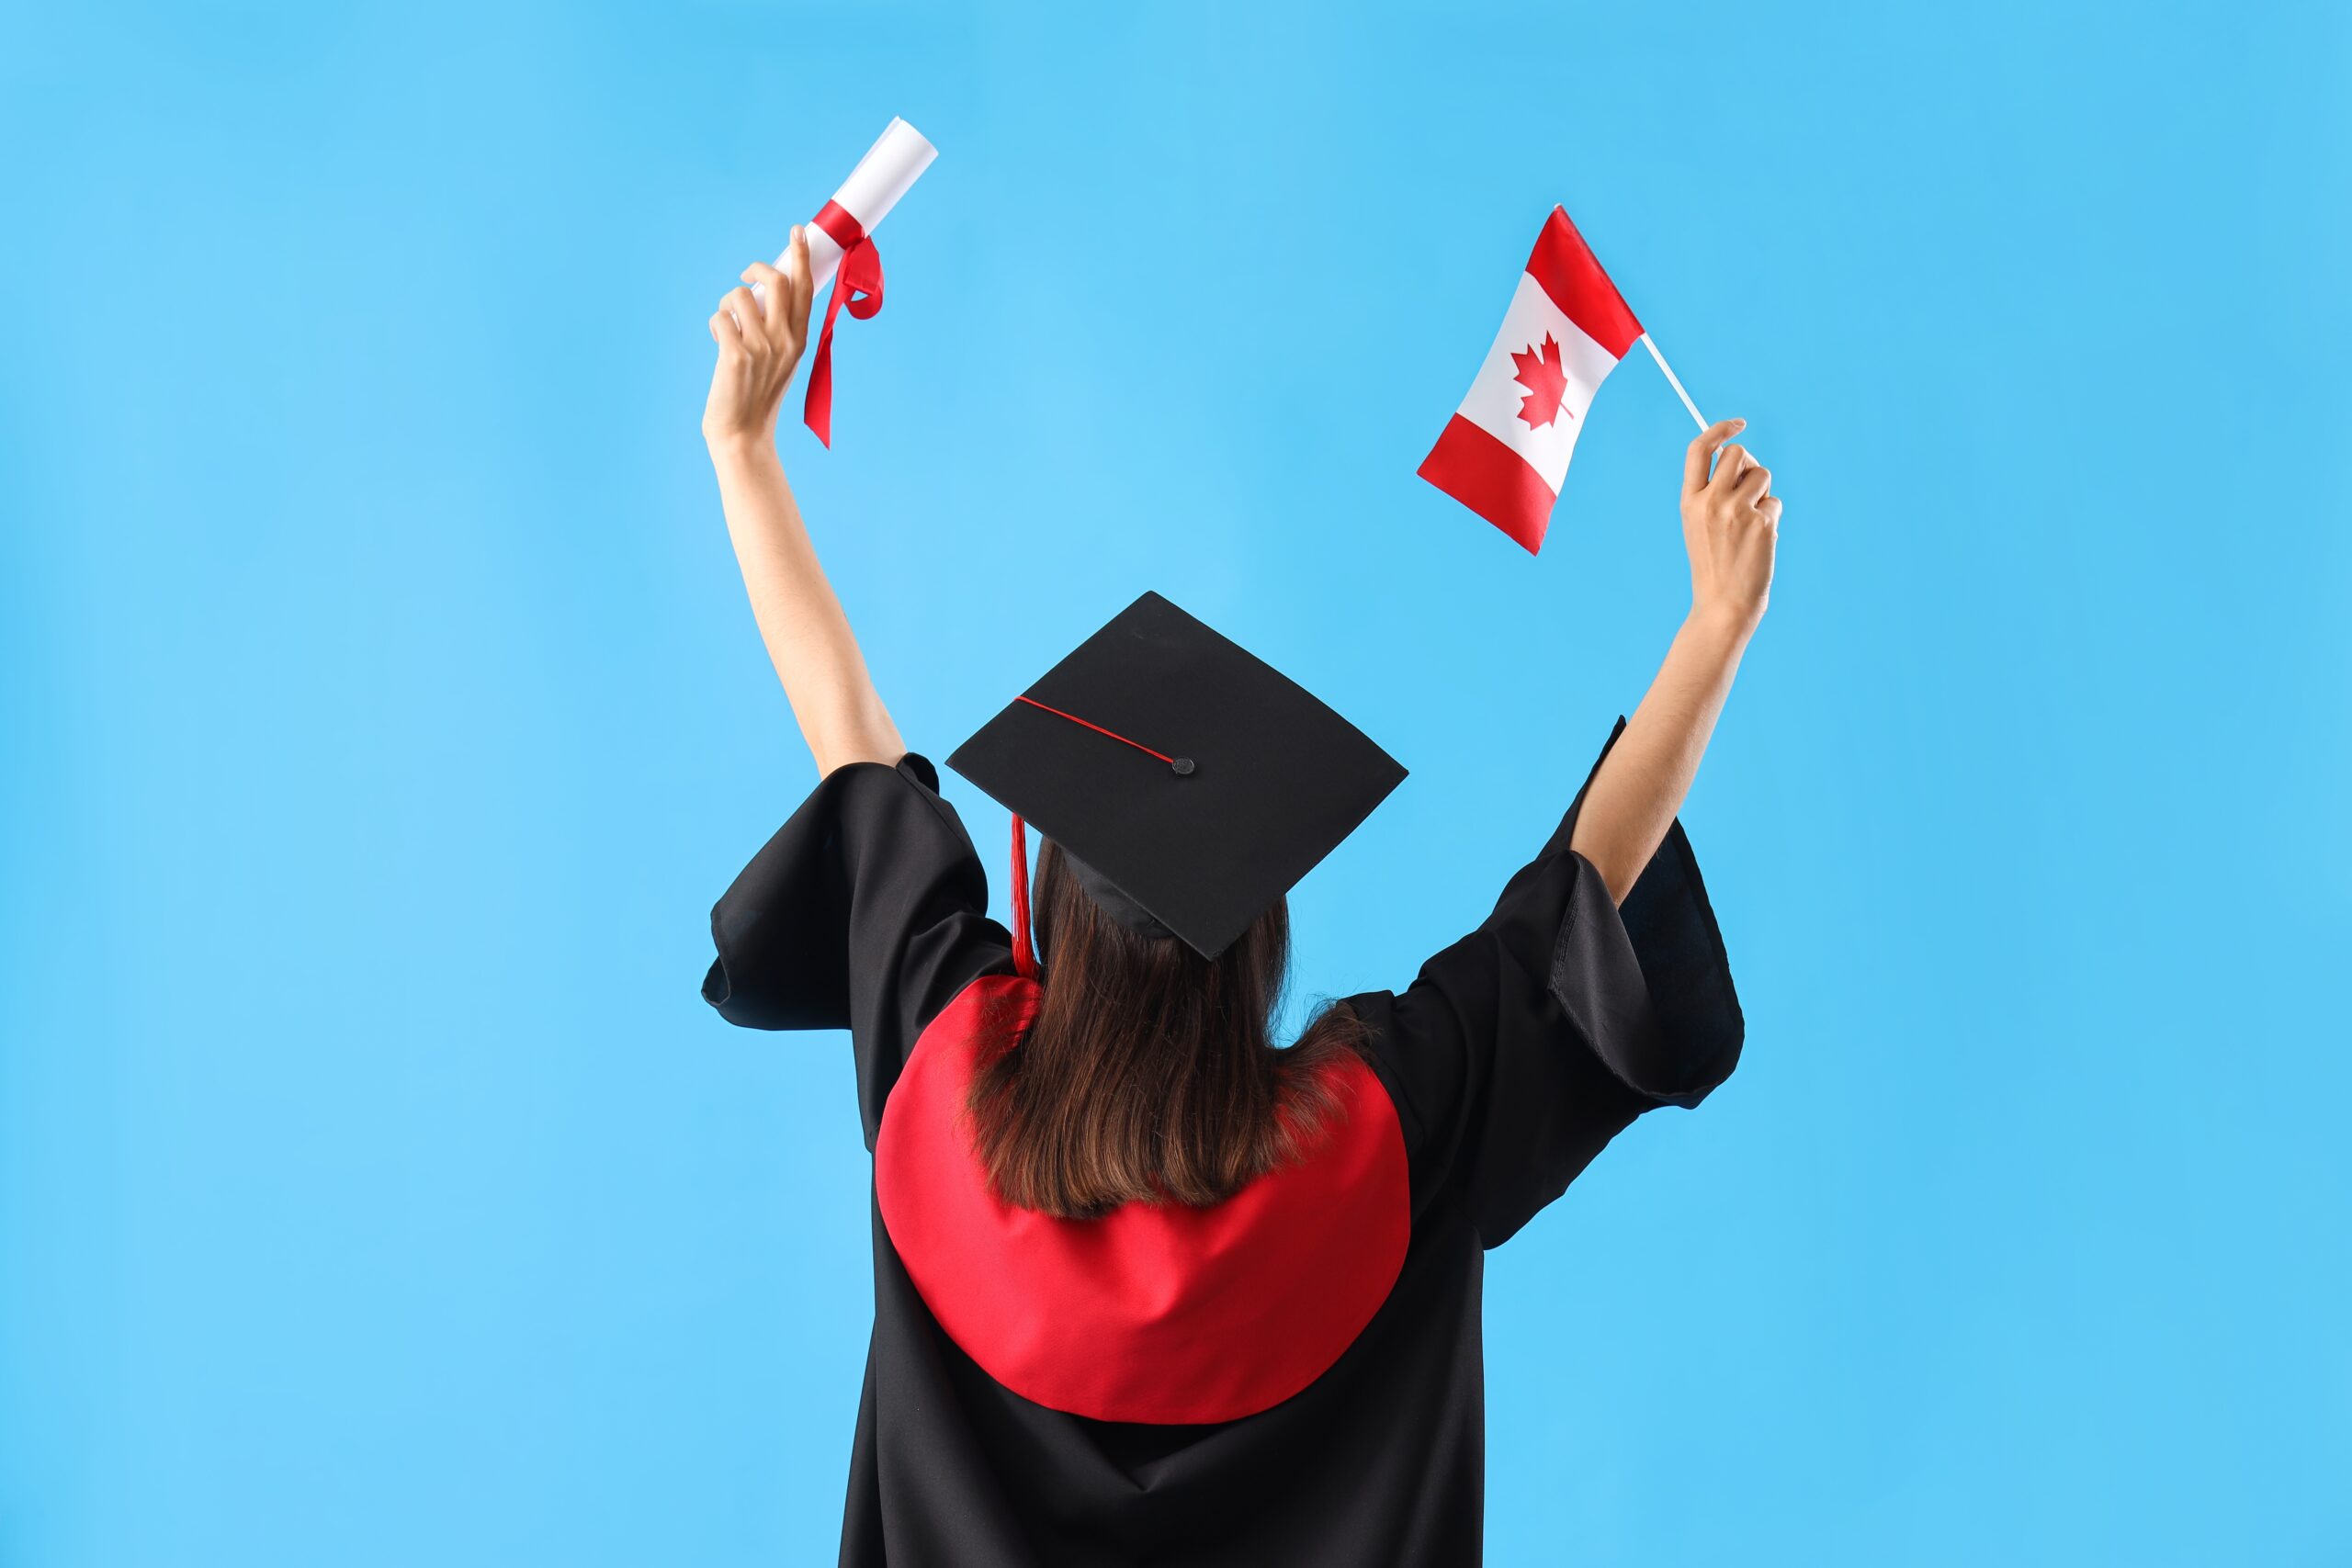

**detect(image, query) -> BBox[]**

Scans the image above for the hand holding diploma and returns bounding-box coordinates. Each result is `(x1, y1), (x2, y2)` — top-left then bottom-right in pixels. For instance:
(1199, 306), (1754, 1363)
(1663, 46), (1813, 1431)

(704, 228), (815, 455)
(700, 224), (910, 774)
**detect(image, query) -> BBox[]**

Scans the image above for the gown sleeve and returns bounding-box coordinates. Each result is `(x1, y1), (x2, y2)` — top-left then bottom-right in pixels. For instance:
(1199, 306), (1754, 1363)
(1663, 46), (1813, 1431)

(1353, 719), (1745, 1247)
(701, 752), (1013, 1146)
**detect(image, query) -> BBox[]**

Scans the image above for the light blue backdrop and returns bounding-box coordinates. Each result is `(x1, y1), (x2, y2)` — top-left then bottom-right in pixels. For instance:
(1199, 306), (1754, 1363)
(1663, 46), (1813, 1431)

(5, 3), (2346, 1564)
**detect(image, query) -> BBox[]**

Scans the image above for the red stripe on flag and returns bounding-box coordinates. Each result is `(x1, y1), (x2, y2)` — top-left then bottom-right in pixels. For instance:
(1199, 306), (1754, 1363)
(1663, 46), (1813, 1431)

(1525, 207), (1643, 360)
(1417, 414), (1558, 554)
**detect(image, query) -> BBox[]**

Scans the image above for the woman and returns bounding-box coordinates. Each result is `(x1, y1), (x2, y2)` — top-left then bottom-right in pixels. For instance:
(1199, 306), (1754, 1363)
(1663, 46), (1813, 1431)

(699, 230), (1775, 1568)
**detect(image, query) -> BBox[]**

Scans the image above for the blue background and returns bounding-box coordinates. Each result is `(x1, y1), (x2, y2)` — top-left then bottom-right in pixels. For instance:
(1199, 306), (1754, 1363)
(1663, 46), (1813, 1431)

(5, 3), (2346, 1563)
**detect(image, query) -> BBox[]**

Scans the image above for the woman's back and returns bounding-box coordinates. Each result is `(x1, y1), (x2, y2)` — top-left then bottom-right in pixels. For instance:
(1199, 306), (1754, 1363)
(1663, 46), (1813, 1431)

(703, 731), (1741, 1566)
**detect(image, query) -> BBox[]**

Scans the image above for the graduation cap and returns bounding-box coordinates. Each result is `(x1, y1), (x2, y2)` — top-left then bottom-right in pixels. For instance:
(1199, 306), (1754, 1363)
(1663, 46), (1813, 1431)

(947, 592), (1408, 964)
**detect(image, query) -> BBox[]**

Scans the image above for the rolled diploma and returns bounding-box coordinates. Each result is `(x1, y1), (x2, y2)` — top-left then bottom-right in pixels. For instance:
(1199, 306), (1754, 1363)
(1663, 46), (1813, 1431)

(746, 117), (937, 319)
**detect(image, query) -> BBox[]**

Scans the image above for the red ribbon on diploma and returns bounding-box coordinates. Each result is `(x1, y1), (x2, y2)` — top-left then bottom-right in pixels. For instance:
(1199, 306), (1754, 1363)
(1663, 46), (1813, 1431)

(803, 200), (885, 447)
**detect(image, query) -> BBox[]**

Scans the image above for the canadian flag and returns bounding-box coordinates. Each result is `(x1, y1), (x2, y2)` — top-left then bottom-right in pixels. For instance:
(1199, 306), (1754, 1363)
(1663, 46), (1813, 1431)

(1418, 207), (1645, 553)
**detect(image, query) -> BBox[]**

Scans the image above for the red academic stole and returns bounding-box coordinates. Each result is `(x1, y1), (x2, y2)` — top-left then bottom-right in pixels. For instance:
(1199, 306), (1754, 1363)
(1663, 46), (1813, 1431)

(876, 974), (1411, 1425)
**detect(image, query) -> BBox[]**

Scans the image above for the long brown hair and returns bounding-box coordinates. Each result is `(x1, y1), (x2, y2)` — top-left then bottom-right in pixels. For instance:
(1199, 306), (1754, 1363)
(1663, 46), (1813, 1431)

(966, 840), (1364, 1219)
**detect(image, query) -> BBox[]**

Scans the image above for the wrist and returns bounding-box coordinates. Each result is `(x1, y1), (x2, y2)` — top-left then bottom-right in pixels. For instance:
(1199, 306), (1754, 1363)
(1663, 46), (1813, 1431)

(705, 428), (780, 470)
(1685, 598), (1761, 651)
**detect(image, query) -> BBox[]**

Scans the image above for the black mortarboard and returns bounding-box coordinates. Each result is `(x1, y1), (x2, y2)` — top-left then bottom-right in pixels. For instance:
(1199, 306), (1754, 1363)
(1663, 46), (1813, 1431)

(946, 591), (1408, 963)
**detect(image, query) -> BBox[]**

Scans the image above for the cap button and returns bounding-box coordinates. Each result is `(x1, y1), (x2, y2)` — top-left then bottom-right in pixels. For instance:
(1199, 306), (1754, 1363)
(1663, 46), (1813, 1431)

(1170, 757), (1196, 776)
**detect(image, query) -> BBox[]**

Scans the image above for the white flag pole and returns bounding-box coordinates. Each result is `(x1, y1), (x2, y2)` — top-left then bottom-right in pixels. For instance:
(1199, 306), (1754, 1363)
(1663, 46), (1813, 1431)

(1639, 333), (1708, 431)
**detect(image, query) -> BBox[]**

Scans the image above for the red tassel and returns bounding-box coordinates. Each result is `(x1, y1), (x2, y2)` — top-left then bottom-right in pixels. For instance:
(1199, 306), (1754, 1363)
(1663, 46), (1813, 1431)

(1009, 814), (1037, 979)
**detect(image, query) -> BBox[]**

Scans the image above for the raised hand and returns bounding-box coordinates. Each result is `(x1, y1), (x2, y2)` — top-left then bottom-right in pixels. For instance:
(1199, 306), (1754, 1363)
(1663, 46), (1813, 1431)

(1566, 417), (1778, 903)
(1679, 417), (1781, 632)
(702, 227), (816, 453)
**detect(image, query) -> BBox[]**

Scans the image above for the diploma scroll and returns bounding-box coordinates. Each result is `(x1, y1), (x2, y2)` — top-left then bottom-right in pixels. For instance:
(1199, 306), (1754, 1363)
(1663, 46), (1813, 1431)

(735, 116), (935, 446)
(747, 117), (937, 309)
(798, 117), (936, 291)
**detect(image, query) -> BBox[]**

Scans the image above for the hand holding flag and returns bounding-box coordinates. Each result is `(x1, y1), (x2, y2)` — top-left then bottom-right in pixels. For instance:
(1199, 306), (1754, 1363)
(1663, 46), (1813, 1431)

(1680, 417), (1780, 633)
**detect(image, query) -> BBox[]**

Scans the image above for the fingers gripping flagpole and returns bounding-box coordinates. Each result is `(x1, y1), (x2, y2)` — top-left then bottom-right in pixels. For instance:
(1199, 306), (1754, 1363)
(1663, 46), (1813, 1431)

(1639, 334), (1708, 431)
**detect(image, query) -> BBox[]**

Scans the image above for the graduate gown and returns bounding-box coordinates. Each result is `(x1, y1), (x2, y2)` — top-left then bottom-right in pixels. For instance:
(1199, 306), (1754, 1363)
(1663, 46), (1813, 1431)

(701, 721), (1744, 1568)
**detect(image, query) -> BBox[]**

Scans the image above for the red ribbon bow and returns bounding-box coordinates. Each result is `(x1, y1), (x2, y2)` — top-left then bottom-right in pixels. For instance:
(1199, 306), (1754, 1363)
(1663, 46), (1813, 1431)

(802, 199), (885, 447)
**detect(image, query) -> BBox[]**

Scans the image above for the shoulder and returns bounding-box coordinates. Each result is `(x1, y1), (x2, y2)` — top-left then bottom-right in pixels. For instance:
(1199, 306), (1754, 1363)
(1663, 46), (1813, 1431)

(815, 751), (973, 838)
(1331, 988), (1444, 1163)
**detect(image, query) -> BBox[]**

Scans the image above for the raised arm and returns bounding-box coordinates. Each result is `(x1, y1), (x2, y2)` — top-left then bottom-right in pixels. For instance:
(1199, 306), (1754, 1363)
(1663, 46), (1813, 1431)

(702, 227), (906, 776)
(1569, 417), (1780, 902)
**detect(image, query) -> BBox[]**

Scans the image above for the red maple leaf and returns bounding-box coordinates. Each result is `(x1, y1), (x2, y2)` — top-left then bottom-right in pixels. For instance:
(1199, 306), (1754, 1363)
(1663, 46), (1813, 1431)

(1510, 333), (1572, 429)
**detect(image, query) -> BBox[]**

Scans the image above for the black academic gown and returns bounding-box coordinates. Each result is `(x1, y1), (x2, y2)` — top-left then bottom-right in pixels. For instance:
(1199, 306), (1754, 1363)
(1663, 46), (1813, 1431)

(702, 722), (1744, 1568)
